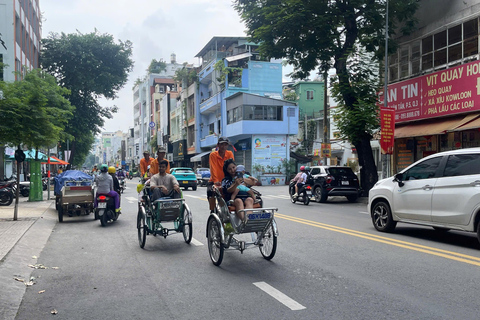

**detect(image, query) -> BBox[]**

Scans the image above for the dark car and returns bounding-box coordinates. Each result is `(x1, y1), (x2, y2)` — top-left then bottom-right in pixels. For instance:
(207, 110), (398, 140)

(308, 166), (361, 203)
(171, 167), (197, 191)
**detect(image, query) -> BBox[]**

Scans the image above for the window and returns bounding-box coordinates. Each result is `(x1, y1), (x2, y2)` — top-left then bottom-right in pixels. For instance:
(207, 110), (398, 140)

(404, 157), (442, 180)
(306, 90), (314, 100)
(443, 154), (480, 177)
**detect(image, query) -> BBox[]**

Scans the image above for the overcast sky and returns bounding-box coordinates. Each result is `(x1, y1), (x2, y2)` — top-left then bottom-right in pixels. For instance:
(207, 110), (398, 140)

(40, 0), (253, 133)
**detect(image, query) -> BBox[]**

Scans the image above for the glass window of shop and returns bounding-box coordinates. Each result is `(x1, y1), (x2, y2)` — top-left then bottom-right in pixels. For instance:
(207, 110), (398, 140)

(395, 136), (437, 173)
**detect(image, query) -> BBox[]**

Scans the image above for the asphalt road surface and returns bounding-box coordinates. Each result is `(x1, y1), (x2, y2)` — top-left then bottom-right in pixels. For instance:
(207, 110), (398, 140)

(14, 180), (480, 319)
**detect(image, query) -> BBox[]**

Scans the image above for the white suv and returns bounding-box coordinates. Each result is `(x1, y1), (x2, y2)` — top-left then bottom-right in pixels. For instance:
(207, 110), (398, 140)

(368, 148), (480, 244)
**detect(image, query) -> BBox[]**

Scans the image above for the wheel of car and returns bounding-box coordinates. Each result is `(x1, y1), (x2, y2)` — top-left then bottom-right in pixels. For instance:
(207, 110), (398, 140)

(314, 186), (328, 203)
(192, 185), (197, 191)
(346, 195), (358, 203)
(371, 200), (396, 232)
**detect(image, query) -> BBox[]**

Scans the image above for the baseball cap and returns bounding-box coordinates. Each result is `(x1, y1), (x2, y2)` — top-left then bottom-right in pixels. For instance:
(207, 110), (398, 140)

(157, 146), (166, 153)
(217, 136), (230, 144)
(236, 165), (245, 172)
(143, 150), (150, 154)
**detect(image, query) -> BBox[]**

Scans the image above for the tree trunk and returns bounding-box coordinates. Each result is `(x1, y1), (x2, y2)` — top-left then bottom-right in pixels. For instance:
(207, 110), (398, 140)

(354, 136), (378, 195)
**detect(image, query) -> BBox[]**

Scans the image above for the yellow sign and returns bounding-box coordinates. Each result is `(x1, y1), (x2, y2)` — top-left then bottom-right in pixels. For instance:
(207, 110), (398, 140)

(321, 143), (331, 158)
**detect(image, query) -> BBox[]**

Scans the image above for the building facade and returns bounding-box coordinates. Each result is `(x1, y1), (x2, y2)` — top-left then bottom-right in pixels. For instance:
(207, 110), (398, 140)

(385, 0), (480, 173)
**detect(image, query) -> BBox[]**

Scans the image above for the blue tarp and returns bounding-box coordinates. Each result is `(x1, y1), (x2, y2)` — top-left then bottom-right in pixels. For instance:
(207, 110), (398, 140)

(201, 171), (211, 179)
(54, 170), (93, 195)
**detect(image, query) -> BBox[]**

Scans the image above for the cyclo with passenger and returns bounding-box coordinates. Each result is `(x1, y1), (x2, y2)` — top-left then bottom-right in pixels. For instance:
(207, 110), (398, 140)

(136, 160), (193, 248)
(206, 159), (278, 266)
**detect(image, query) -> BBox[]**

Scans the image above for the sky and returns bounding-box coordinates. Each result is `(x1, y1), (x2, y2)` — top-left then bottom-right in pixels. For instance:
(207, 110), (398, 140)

(40, 0), (254, 133)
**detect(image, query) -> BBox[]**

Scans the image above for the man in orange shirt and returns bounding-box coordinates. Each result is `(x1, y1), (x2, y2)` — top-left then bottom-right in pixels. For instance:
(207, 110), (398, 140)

(150, 146), (170, 175)
(139, 150), (152, 178)
(207, 136), (234, 213)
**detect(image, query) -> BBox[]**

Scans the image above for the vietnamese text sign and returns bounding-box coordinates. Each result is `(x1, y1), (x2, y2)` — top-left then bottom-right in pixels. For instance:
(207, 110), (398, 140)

(380, 108), (395, 154)
(382, 59), (480, 123)
(321, 143), (331, 158)
(252, 135), (287, 171)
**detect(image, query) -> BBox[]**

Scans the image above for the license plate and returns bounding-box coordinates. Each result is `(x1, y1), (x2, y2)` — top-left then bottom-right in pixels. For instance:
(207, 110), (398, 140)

(247, 212), (271, 220)
(98, 202), (106, 208)
(341, 181), (349, 185)
(182, 181), (188, 184)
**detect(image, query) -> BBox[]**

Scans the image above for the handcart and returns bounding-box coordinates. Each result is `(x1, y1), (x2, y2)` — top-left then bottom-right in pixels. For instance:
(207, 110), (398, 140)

(206, 188), (278, 266)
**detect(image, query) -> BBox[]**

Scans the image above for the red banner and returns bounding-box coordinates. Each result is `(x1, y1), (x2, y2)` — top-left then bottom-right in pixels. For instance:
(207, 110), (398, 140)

(380, 108), (395, 154)
(381, 59), (480, 123)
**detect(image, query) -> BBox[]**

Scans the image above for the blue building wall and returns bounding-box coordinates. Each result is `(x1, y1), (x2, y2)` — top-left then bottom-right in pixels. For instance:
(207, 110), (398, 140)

(248, 61), (282, 96)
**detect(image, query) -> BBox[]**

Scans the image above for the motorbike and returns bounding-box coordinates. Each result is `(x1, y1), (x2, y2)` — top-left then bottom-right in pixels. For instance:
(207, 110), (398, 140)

(95, 194), (119, 227)
(289, 180), (311, 205)
(0, 184), (14, 206)
(119, 177), (126, 193)
(0, 180), (29, 197)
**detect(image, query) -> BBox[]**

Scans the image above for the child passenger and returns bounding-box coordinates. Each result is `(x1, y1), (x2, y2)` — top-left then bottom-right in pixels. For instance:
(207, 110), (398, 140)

(230, 165), (256, 200)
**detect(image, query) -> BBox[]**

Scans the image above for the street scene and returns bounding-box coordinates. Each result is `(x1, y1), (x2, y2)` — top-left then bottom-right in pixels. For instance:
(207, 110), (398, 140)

(2, 0), (480, 319)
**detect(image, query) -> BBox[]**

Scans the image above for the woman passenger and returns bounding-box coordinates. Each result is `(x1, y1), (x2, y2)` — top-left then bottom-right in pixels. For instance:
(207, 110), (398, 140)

(221, 159), (254, 220)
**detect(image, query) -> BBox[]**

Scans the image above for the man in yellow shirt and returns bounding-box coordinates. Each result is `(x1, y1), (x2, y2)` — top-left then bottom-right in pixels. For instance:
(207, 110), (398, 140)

(150, 146), (170, 175)
(207, 136), (234, 213)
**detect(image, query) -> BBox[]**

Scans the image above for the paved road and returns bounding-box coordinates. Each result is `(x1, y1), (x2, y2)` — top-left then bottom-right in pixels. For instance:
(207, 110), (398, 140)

(12, 180), (480, 319)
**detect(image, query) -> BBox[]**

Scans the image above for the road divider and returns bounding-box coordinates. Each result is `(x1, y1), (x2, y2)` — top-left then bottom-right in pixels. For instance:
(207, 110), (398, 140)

(275, 213), (480, 267)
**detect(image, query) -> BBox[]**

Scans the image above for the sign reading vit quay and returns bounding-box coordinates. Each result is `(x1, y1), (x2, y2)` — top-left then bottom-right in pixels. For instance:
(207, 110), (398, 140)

(383, 59), (480, 123)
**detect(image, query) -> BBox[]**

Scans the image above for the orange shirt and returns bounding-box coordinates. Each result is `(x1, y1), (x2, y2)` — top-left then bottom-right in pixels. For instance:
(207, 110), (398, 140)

(209, 150), (234, 184)
(150, 158), (170, 175)
(139, 157), (152, 176)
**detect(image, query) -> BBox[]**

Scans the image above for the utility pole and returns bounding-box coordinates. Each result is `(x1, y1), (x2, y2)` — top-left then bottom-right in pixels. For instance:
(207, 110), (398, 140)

(323, 72), (328, 165)
(382, 0), (390, 179)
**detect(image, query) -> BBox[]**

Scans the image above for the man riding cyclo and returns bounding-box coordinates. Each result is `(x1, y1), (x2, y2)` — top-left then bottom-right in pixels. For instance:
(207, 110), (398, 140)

(140, 150), (153, 179)
(207, 136), (234, 213)
(150, 159), (181, 200)
(150, 145), (170, 175)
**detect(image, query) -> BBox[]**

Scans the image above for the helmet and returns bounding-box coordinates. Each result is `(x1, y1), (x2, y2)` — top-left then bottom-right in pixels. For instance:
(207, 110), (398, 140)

(305, 166), (310, 171)
(300, 166), (305, 171)
(108, 166), (116, 174)
(100, 164), (108, 173)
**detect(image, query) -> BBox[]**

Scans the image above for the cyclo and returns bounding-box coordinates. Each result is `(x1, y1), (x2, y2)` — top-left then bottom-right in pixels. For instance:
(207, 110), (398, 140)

(206, 187), (278, 266)
(136, 179), (193, 248)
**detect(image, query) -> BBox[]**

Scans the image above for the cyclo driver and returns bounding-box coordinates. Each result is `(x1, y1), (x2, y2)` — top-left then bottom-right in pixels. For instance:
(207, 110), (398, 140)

(207, 136), (234, 213)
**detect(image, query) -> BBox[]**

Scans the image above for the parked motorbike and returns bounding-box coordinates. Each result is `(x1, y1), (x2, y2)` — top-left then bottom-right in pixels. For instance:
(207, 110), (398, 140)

(0, 184), (14, 206)
(95, 195), (119, 227)
(0, 180), (29, 197)
(289, 180), (311, 205)
(119, 177), (126, 193)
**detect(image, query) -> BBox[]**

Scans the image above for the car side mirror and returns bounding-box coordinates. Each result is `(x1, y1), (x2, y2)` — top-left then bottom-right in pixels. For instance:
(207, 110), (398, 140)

(393, 173), (404, 187)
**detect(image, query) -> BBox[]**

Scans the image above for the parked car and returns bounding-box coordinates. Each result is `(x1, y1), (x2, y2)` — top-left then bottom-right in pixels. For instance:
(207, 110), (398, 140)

(308, 166), (361, 203)
(368, 148), (480, 244)
(195, 168), (211, 186)
(171, 167), (197, 191)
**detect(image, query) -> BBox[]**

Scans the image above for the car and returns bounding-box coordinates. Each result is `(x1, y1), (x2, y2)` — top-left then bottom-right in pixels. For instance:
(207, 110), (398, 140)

(171, 167), (197, 191)
(308, 166), (361, 203)
(368, 147), (480, 244)
(195, 168), (210, 187)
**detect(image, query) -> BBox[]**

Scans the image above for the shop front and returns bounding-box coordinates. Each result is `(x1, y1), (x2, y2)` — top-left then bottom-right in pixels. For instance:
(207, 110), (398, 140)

(385, 59), (480, 173)
(172, 139), (191, 168)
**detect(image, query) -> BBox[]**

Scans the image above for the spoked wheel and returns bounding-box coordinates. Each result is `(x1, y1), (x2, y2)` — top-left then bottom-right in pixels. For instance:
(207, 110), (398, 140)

(259, 223), (277, 260)
(137, 210), (147, 248)
(183, 223), (193, 244)
(207, 217), (224, 266)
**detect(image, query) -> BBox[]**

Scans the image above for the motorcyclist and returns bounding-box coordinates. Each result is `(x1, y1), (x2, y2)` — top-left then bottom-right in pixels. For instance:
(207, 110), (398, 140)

(292, 166), (308, 198)
(95, 164), (121, 214)
(117, 168), (126, 179)
(108, 166), (121, 194)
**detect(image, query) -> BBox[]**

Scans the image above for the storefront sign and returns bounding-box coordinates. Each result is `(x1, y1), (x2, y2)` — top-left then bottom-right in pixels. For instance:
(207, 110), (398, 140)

(380, 108), (395, 154)
(321, 143), (331, 158)
(382, 59), (480, 123)
(173, 139), (186, 161)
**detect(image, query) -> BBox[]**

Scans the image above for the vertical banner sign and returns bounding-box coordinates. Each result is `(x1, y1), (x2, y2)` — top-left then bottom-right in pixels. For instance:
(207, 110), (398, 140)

(380, 108), (395, 154)
(321, 143), (331, 158)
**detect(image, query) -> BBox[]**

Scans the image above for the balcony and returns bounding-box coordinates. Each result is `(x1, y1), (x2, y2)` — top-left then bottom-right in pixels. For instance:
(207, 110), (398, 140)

(200, 134), (218, 148)
(200, 92), (222, 114)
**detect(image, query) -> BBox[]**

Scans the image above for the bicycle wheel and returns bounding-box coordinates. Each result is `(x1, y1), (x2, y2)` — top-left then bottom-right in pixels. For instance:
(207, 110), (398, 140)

(259, 223), (277, 260)
(183, 223), (192, 244)
(137, 210), (147, 248)
(207, 217), (224, 266)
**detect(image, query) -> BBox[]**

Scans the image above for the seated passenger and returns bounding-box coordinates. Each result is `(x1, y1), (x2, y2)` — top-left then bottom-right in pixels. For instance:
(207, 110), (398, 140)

(230, 164), (257, 201)
(221, 159), (253, 220)
(95, 164), (121, 213)
(150, 160), (181, 200)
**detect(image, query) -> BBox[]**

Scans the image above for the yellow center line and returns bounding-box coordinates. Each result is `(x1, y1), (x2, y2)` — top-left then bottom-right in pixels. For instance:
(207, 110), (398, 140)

(275, 213), (480, 267)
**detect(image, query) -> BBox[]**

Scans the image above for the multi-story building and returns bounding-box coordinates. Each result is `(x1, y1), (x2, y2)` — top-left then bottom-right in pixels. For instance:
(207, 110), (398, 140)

(0, 0), (41, 82)
(192, 36), (299, 182)
(384, 0), (480, 173)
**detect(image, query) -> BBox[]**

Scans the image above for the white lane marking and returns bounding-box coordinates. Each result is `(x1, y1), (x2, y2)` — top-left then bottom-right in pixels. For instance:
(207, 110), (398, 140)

(253, 281), (306, 311)
(184, 195), (206, 199)
(190, 238), (204, 246)
(359, 211), (368, 215)
(125, 196), (138, 202)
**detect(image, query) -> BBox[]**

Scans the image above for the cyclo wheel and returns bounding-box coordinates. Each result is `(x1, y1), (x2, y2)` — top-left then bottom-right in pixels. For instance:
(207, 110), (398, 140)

(137, 208), (147, 248)
(183, 207), (193, 244)
(259, 223), (277, 260)
(207, 217), (224, 266)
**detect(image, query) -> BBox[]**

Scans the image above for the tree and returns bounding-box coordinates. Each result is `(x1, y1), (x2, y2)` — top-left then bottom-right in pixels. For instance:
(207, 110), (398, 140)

(234, 0), (418, 192)
(41, 31), (134, 167)
(147, 59), (167, 74)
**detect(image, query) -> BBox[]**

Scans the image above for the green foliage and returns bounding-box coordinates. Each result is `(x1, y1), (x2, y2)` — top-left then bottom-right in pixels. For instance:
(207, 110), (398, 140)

(283, 91), (297, 102)
(149, 132), (158, 150)
(301, 120), (316, 155)
(173, 65), (198, 87)
(147, 59), (167, 74)
(41, 30), (134, 165)
(214, 60), (243, 89)
(0, 69), (73, 157)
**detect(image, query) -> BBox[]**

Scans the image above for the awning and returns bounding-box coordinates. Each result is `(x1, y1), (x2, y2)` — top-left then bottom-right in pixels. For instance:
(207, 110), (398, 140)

(190, 151), (211, 162)
(225, 52), (252, 62)
(290, 151), (312, 162)
(453, 114), (480, 131)
(395, 113), (480, 138)
(42, 156), (69, 165)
